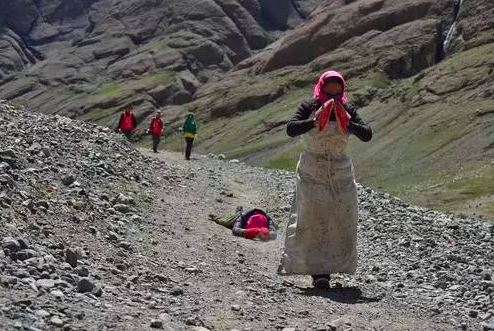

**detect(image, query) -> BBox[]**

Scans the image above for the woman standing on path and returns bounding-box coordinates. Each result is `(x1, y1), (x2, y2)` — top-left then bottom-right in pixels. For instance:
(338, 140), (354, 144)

(182, 113), (197, 160)
(278, 70), (372, 289)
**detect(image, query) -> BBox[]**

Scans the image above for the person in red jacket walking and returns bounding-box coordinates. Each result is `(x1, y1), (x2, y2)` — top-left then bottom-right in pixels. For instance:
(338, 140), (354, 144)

(149, 111), (164, 153)
(117, 105), (137, 140)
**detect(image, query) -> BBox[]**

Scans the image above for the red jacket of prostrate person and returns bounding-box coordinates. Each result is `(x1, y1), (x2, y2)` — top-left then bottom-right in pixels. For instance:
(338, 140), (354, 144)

(232, 208), (277, 241)
(118, 106), (136, 132)
(149, 116), (163, 136)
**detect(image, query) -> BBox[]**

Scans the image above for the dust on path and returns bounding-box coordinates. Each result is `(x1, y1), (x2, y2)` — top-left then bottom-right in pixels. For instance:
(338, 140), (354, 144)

(137, 148), (456, 331)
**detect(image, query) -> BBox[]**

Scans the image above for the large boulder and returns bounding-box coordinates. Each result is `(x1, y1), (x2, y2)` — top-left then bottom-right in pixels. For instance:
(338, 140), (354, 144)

(178, 0), (494, 125)
(0, 0), (39, 35)
(259, 0), (450, 73)
(216, 0), (270, 49)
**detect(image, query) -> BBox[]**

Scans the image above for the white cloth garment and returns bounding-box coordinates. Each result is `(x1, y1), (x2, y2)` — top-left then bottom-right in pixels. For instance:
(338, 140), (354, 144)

(279, 121), (358, 275)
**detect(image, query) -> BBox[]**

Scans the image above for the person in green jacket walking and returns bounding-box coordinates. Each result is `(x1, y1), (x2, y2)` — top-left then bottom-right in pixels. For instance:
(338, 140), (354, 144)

(183, 113), (197, 160)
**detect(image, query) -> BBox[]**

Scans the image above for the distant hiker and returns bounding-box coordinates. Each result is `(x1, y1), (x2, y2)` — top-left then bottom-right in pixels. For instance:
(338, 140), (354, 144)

(232, 208), (277, 241)
(182, 113), (197, 160)
(149, 111), (164, 153)
(278, 70), (372, 289)
(117, 105), (137, 140)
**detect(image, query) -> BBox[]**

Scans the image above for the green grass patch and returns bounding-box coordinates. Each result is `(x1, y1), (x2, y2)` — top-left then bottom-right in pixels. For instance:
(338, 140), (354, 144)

(136, 136), (154, 150)
(143, 38), (171, 52)
(86, 81), (128, 104)
(80, 71), (176, 125)
(135, 71), (175, 88)
(88, 70), (175, 102)
(364, 71), (391, 89)
(441, 42), (494, 70)
(405, 121), (471, 159)
(266, 142), (303, 171)
(98, 82), (122, 97)
(79, 106), (119, 124)
(162, 41), (494, 221)
(225, 135), (291, 160)
(445, 174), (494, 200)
(191, 88), (308, 158)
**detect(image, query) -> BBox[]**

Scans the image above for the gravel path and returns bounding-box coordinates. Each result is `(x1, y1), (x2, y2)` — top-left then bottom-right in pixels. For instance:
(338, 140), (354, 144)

(1, 101), (493, 331)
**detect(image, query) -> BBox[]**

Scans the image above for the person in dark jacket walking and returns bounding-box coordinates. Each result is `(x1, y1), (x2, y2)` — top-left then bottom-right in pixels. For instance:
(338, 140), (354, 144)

(182, 113), (197, 160)
(232, 208), (277, 241)
(278, 70), (372, 289)
(117, 105), (137, 140)
(149, 111), (164, 153)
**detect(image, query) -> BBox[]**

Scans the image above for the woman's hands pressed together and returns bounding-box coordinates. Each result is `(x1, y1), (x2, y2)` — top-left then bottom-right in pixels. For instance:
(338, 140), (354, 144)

(315, 99), (334, 131)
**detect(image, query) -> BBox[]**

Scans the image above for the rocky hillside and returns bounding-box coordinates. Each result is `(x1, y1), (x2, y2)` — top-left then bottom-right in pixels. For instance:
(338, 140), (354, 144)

(2, 100), (494, 331)
(155, 0), (494, 220)
(0, 0), (323, 125)
(1, 0), (494, 219)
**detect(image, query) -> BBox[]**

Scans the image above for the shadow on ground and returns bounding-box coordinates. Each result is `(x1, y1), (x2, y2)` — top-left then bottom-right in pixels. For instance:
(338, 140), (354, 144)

(298, 286), (385, 304)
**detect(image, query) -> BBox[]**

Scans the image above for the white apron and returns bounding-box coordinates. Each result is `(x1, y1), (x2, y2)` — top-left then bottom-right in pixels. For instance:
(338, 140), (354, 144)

(279, 121), (358, 275)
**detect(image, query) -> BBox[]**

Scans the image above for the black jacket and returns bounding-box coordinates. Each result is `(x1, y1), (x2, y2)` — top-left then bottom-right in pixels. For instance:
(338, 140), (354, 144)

(232, 208), (277, 240)
(286, 98), (372, 142)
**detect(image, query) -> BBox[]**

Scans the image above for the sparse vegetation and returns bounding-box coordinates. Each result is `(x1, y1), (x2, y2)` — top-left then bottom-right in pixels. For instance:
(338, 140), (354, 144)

(175, 41), (494, 220)
(266, 142), (304, 170)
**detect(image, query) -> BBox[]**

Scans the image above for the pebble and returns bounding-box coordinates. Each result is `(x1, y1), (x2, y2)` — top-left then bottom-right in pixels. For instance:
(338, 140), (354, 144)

(150, 319), (163, 329)
(36, 279), (56, 289)
(65, 248), (78, 268)
(170, 287), (184, 296)
(36, 309), (51, 318)
(62, 174), (76, 186)
(15, 249), (37, 261)
(77, 278), (95, 293)
(92, 284), (103, 297)
(118, 241), (132, 251)
(51, 290), (65, 299)
(114, 204), (131, 214)
(50, 316), (64, 327)
(482, 322), (494, 331)
(129, 214), (142, 222)
(17, 238), (30, 250)
(74, 266), (89, 277)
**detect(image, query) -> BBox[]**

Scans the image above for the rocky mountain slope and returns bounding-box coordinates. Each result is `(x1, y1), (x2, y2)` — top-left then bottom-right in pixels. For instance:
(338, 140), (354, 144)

(2, 100), (494, 331)
(1, 0), (494, 219)
(155, 0), (494, 219)
(0, 0), (324, 126)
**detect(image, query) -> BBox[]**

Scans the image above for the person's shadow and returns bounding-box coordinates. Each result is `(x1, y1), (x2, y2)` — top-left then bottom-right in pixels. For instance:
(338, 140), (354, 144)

(298, 286), (384, 304)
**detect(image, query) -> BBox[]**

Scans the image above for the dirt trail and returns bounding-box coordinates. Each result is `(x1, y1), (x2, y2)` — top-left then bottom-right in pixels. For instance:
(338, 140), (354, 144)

(137, 148), (457, 331)
(2, 104), (491, 331)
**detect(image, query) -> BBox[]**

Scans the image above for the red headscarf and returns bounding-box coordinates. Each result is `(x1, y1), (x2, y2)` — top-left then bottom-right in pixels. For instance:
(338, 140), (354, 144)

(313, 71), (350, 135)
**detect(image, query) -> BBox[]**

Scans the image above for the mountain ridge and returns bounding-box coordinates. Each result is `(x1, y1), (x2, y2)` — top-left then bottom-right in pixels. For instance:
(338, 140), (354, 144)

(1, 0), (494, 219)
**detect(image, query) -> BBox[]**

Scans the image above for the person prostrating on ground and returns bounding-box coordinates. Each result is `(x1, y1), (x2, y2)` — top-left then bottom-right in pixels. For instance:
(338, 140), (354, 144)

(232, 208), (277, 241)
